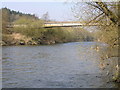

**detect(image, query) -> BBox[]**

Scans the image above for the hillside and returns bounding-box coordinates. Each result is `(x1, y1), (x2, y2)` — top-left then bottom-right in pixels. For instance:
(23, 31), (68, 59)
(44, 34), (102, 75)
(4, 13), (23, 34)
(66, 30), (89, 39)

(2, 7), (38, 33)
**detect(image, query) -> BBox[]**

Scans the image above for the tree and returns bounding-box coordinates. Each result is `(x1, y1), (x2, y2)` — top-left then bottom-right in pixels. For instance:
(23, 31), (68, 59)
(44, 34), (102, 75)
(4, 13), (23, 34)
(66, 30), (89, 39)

(2, 8), (11, 34)
(73, 1), (120, 82)
(41, 12), (50, 21)
(87, 2), (120, 82)
(87, 2), (119, 25)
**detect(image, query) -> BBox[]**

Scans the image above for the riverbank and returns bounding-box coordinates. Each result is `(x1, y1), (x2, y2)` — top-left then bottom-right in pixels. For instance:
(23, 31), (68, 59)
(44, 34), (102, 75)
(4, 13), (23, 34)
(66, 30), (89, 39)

(1, 32), (80, 46)
(2, 26), (94, 46)
(2, 33), (37, 46)
(96, 44), (120, 83)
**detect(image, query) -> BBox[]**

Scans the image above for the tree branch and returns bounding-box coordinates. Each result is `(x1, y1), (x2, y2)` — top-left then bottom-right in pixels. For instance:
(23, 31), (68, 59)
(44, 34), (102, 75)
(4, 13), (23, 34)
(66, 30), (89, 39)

(86, 12), (104, 24)
(95, 2), (118, 25)
(86, 2), (103, 12)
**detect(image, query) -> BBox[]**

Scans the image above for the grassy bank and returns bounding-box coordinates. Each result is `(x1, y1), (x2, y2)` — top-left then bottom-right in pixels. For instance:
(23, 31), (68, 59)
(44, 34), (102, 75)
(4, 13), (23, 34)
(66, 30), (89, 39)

(2, 26), (94, 46)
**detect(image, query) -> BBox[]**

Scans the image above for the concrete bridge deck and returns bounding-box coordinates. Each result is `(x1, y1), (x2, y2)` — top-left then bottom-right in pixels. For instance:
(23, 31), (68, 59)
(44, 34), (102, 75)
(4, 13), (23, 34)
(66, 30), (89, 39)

(43, 21), (109, 28)
(7, 21), (110, 28)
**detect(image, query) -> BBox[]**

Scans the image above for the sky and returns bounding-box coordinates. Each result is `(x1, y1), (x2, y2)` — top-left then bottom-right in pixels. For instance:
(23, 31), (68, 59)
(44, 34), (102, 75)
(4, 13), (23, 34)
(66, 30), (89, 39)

(1, 0), (118, 2)
(2, 0), (118, 21)
(2, 2), (77, 21)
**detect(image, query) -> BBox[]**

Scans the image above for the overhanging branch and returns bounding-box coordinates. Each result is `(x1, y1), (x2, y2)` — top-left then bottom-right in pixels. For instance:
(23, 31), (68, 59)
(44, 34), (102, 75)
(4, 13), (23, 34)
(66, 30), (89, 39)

(86, 12), (104, 24)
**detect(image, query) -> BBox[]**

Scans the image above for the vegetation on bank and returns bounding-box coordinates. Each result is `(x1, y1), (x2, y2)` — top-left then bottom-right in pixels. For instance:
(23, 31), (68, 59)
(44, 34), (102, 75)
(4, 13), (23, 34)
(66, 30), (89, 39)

(1, 8), (94, 46)
(87, 2), (119, 82)
(72, 1), (120, 82)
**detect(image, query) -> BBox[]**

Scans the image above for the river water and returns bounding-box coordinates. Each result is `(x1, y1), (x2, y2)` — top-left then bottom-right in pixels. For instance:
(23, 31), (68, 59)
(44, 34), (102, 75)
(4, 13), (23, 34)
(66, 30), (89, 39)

(2, 42), (120, 88)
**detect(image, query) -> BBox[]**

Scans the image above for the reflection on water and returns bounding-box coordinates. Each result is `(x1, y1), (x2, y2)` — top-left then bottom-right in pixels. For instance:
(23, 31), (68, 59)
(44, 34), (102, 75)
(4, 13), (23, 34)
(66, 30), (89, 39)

(2, 42), (120, 88)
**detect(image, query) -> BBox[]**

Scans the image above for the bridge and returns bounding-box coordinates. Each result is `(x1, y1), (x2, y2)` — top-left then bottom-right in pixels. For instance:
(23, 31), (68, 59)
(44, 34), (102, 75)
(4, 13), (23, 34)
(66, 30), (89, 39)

(7, 21), (109, 28)
(43, 21), (109, 28)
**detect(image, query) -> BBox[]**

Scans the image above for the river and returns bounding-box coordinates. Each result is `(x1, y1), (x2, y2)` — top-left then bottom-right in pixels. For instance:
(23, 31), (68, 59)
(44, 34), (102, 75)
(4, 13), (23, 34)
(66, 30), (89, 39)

(2, 42), (120, 88)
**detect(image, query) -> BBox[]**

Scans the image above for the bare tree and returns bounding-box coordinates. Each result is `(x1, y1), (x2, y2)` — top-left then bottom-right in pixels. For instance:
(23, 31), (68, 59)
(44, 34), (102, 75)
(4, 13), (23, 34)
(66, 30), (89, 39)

(41, 12), (50, 21)
(87, 2), (120, 82)
(73, 1), (120, 82)
(87, 2), (119, 25)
